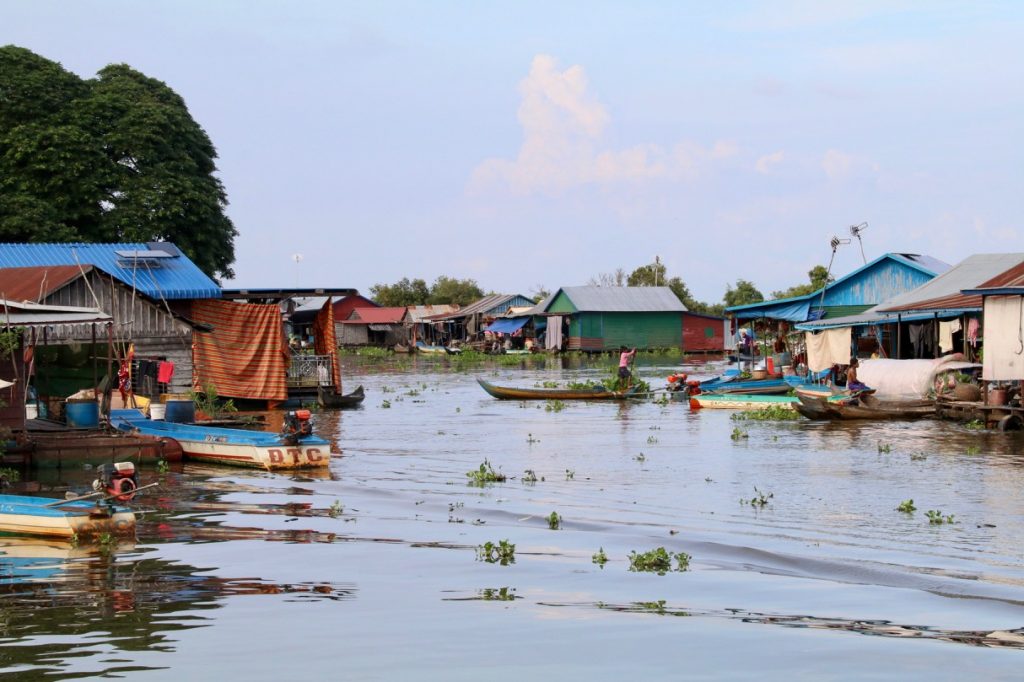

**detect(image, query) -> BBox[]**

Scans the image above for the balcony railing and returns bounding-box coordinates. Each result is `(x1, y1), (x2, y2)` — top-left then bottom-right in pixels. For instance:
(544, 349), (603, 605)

(287, 353), (333, 388)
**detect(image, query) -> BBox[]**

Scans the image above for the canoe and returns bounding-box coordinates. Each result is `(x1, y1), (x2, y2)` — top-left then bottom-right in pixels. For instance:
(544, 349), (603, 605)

(111, 409), (332, 470)
(317, 385), (365, 409)
(700, 377), (791, 395)
(477, 378), (642, 401)
(0, 494), (135, 539)
(793, 393), (936, 420)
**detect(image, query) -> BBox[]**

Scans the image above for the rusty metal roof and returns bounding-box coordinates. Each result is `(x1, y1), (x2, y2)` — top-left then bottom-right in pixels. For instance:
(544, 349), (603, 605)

(0, 265), (90, 302)
(406, 304), (459, 323)
(342, 307), (408, 324)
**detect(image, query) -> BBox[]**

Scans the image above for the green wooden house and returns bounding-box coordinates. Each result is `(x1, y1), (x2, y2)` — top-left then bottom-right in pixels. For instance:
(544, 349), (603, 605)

(539, 286), (685, 351)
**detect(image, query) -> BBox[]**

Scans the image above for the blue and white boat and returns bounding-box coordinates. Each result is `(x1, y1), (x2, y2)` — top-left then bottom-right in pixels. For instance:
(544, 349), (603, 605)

(0, 494), (135, 539)
(111, 410), (333, 471)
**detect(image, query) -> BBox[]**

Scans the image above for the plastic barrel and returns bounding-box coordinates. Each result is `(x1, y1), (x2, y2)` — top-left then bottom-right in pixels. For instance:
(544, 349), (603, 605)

(149, 402), (167, 420)
(164, 399), (195, 423)
(65, 400), (100, 428)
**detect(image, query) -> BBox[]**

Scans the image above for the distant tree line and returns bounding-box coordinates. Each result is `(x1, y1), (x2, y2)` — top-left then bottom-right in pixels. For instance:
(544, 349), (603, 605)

(369, 276), (485, 307)
(0, 46), (236, 279)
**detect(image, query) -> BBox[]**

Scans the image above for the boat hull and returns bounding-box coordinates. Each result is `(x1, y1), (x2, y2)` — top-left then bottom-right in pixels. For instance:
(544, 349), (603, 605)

(0, 495), (135, 539)
(794, 394), (935, 420)
(689, 394), (797, 410)
(477, 379), (640, 401)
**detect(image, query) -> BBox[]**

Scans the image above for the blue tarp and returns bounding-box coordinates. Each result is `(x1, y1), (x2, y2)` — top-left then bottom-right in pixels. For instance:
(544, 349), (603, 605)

(731, 300), (810, 322)
(485, 317), (529, 334)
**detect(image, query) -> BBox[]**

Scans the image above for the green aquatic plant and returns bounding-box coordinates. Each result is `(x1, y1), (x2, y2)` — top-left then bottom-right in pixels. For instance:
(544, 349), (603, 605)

(478, 587), (517, 601)
(965, 445), (981, 455)
(964, 419), (985, 430)
(526, 433), (539, 444)
(635, 600), (668, 614)
(877, 442), (892, 454)
(380, 400), (391, 409)
(522, 469), (538, 484)
(897, 499), (916, 513)
(635, 452), (646, 462)
(355, 346), (393, 359)
(544, 399), (566, 412)
(910, 452), (927, 461)
(592, 547), (608, 567)
(647, 435), (659, 444)
(466, 459), (507, 486)
(627, 547), (690, 574)
(730, 427), (749, 441)
(547, 511), (561, 530)
(477, 539), (516, 565)
(730, 405), (800, 421)
(565, 469), (575, 480)
(740, 487), (773, 508)
(926, 510), (955, 525)
(328, 500), (344, 518)
(156, 459), (170, 475)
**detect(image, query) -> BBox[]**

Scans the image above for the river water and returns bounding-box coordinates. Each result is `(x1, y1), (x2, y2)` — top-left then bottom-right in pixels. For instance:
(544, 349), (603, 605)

(2, 354), (1024, 680)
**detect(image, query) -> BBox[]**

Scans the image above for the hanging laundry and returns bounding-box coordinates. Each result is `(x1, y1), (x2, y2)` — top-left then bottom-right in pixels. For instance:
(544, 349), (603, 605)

(938, 319), (961, 354)
(157, 361), (175, 384)
(967, 317), (980, 347)
(805, 327), (851, 372)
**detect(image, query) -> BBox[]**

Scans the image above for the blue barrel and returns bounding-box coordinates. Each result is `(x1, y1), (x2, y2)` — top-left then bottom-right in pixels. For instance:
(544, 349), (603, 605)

(65, 400), (99, 428)
(164, 399), (195, 424)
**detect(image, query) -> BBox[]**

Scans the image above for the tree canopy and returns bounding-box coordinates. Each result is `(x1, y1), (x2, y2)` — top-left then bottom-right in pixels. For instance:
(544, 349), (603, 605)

(0, 46), (237, 279)
(622, 261), (724, 315)
(770, 265), (833, 299)
(723, 279), (765, 308)
(369, 276), (484, 307)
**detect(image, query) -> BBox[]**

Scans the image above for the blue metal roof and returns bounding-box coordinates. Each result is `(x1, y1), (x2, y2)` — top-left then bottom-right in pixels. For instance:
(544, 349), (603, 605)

(0, 243), (221, 300)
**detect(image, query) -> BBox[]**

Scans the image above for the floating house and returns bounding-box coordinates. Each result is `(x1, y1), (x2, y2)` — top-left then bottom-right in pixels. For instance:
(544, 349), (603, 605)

(426, 294), (535, 345)
(682, 311), (729, 353)
(338, 307), (409, 346)
(727, 253), (949, 324)
(536, 286), (686, 351)
(332, 294), (380, 322)
(406, 304), (459, 346)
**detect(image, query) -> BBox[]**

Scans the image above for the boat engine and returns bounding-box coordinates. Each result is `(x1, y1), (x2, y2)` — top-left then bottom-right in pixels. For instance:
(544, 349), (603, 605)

(282, 409), (313, 445)
(94, 462), (139, 502)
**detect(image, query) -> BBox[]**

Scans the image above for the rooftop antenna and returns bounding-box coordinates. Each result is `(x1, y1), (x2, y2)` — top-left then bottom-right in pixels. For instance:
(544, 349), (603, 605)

(818, 235), (851, 317)
(849, 222), (868, 264)
(291, 253), (303, 290)
(654, 255), (661, 287)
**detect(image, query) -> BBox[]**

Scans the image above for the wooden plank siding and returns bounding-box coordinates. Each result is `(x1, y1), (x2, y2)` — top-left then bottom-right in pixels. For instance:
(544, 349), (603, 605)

(567, 312), (682, 350)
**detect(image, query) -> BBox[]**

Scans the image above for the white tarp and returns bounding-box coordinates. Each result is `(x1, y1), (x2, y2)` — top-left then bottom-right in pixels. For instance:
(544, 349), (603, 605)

(546, 316), (562, 350)
(858, 356), (979, 399)
(805, 327), (851, 372)
(982, 295), (1024, 381)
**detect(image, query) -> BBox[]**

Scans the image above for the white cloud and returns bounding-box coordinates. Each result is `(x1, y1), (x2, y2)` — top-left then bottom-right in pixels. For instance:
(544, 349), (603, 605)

(756, 150), (785, 174)
(821, 149), (853, 179)
(470, 55), (737, 196)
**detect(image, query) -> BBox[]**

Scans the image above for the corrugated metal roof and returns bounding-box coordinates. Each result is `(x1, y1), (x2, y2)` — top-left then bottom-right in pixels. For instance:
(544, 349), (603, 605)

(0, 243), (221, 300)
(429, 294), (530, 320)
(0, 265), (88, 302)
(0, 298), (111, 326)
(878, 253), (1024, 313)
(406, 304), (459, 323)
(547, 286), (686, 313)
(344, 307), (407, 324)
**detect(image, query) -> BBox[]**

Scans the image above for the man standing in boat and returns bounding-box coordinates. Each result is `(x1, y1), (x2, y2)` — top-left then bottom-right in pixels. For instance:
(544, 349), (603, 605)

(618, 346), (637, 388)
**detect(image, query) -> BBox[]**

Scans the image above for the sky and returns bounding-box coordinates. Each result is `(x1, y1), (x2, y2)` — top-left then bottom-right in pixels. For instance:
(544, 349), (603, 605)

(4, 1), (1024, 303)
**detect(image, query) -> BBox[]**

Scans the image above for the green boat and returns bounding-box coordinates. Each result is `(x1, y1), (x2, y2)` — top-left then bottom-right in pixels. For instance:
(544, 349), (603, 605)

(477, 378), (642, 401)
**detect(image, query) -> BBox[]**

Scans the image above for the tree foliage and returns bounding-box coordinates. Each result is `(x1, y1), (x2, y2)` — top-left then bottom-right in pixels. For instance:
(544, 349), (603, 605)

(770, 264), (833, 299)
(723, 279), (764, 308)
(369, 276), (484, 307)
(0, 46), (237, 279)
(622, 261), (723, 315)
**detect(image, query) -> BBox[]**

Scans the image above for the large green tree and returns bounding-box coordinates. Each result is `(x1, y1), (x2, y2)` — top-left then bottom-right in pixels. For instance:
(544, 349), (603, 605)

(0, 46), (237, 279)
(427, 276), (483, 306)
(369, 277), (430, 306)
(625, 261), (723, 315)
(723, 279), (764, 308)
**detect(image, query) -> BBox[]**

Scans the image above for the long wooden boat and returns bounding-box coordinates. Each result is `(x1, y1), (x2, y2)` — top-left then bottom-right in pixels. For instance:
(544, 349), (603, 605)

(478, 378), (642, 401)
(793, 393), (935, 420)
(0, 494), (135, 539)
(111, 410), (332, 470)
(317, 385), (365, 409)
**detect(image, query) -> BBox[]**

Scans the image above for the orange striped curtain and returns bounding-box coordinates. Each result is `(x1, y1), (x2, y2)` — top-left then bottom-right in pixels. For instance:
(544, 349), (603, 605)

(191, 299), (288, 401)
(313, 297), (342, 390)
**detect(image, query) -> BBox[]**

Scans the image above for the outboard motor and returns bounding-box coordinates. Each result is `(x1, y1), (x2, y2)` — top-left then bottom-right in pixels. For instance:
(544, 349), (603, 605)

(94, 462), (139, 502)
(282, 409), (313, 445)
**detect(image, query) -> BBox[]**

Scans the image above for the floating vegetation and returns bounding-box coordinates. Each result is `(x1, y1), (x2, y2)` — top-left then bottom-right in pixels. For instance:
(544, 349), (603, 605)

(730, 427), (749, 441)
(897, 499), (917, 513)
(380, 400), (392, 409)
(966, 445), (981, 455)
(522, 469), (538, 484)
(328, 500), (344, 518)
(926, 510), (955, 525)
(877, 442), (892, 454)
(547, 511), (561, 530)
(730, 405), (800, 421)
(653, 393), (670, 406)
(526, 433), (539, 443)
(627, 547), (691, 574)
(965, 419), (986, 430)
(910, 452), (927, 461)
(406, 388), (421, 397)
(565, 469), (575, 480)
(635, 452), (646, 462)
(592, 547), (608, 567)
(478, 587), (518, 601)
(477, 539), (516, 565)
(647, 435), (659, 444)
(156, 459), (170, 474)
(380, 385), (394, 394)
(466, 459), (507, 486)
(0, 467), (20, 484)
(740, 486), (773, 508)
(545, 400), (566, 413)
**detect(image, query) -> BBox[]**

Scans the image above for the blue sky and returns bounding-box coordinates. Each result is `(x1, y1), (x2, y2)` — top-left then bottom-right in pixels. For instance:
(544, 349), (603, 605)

(4, 1), (1023, 302)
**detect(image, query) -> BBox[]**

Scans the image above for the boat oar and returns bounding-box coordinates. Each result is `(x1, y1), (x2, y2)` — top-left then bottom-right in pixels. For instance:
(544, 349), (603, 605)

(43, 482), (160, 508)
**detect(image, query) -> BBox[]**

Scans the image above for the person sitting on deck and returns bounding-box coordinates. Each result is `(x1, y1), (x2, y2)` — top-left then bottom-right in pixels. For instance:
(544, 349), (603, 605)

(618, 346), (637, 388)
(846, 358), (869, 392)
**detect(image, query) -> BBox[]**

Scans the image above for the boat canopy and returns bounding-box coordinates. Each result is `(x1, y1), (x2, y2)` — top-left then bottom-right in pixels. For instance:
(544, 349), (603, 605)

(731, 300), (810, 322)
(485, 317), (529, 334)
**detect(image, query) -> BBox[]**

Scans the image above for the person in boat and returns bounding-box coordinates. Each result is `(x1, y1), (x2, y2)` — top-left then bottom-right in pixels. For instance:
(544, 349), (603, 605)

(846, 358), (869, 392)
(618, 346), (637, 388)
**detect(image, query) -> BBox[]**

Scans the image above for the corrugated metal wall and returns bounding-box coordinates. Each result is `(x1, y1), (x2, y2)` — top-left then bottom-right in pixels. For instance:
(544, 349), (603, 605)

(682, 313), (725, 351)
(568, 312), (682, 350)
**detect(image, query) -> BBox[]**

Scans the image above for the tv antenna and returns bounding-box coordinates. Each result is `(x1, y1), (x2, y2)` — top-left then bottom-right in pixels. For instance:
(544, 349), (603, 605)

(849, 222), (868, 264)
(819, 236), (851, 316)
